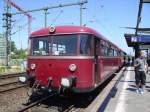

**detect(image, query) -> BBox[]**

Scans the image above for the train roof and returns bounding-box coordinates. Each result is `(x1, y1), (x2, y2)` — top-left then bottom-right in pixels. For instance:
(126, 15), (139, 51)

(30, 25), (123, 51)
(30, 26), (103, 37)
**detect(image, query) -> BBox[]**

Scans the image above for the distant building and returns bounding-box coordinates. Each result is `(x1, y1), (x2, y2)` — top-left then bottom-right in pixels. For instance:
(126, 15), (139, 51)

(0, 34), (6, 66)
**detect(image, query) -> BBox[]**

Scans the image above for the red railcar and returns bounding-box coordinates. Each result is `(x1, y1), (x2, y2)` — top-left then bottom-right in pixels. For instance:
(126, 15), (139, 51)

(19, 26), (125, 93)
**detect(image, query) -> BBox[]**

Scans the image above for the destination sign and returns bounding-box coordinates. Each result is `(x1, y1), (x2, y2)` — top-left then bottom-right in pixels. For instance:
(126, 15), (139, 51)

(131, 35), (150, 43)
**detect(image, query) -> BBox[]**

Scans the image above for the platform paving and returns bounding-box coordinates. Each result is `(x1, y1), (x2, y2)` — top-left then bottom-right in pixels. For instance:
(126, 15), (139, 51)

(104, 67), (150, 112)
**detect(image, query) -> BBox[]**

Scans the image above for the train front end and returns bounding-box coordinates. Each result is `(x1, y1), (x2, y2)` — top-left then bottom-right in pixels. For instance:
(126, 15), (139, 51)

(19, 26), (95, 94)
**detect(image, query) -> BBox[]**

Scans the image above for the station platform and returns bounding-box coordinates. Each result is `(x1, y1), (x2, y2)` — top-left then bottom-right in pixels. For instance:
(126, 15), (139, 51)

(104, 67), (150, 112)
(84, 67), (150, 112)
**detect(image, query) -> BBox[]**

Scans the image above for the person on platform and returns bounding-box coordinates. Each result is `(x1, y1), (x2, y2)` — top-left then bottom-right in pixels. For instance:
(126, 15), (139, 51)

(134, 51), (148, 94)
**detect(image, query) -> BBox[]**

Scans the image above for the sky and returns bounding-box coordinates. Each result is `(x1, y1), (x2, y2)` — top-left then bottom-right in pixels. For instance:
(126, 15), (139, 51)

(0, 0), (150, 55)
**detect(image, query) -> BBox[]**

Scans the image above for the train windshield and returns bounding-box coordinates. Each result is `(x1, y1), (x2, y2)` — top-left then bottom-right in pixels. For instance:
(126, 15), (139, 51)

(80, 34), (93, 55)
(31, 35), (77, 56)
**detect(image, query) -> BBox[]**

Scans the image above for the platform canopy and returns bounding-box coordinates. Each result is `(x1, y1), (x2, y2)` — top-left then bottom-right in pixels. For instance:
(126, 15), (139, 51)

(124, 34), (150, 47)
(142, 0), (150, 3)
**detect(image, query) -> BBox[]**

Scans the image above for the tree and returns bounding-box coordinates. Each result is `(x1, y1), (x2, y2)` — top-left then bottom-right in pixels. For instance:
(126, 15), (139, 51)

(7, 40), (27, 59)
(11, 49), (27, 59)
(8, 40), (17, 53)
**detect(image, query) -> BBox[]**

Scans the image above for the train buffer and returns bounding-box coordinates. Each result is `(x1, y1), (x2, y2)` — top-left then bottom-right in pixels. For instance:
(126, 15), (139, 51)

(84, 67), (150, 112)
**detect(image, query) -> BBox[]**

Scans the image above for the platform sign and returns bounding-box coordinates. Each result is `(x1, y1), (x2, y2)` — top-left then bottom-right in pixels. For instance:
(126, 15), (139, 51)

(131, 37), (137, 42)
(136, 35), (150, 43)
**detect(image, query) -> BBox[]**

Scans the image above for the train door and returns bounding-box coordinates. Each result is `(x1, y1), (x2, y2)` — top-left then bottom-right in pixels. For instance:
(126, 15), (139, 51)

(94, 37), (100, 84)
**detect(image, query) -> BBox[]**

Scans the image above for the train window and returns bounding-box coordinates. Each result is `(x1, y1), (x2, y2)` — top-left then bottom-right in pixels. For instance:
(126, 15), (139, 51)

(107, 48), (114, 56)
(52, 35), (77, 55)
(100, 41), (110, 56)
(80, 34), (93, 55)
(118, 51), (120, 56)
(114, 50), (118, 56)
(31, 37), (50, 55)
(100, 44), (108, 56)
(120, 51), (125, 56)
(100, 45), (105, 56)
(104, 47), (108, 56)
(31, 35), (78, 56)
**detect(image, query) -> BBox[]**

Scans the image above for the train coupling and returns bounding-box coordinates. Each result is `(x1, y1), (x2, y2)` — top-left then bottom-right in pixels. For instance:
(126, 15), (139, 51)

(47, 77), (52, 88)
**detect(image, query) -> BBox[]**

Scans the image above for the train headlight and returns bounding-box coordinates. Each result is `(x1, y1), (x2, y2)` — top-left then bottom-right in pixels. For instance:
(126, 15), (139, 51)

(31, 63), (36, 69)
(18, 76), (27, 83)
(69, 64), (77, 72)
(61, 78), (71, 88)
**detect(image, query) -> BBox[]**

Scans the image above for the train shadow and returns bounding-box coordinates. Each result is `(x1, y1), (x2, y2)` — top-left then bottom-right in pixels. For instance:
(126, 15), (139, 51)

(23, 90), (99, 112)
(22, 74), (116, 112)
(22, 68), (123, 112)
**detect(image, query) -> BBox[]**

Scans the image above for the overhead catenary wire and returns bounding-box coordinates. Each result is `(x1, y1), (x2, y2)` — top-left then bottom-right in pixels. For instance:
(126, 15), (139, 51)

(11, 22), (28, 36)
(11, 16), (36, 36)
(48, 22), (74, 26)
(86, 6), (114, 38)
(12, 0), (87, 15)
(11, 0), (87, 28)
(50, 10), (63, 26)
(11, 15), (26, 28)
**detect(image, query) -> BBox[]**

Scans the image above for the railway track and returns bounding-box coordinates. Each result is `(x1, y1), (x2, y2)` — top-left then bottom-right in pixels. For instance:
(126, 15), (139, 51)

(16, 69), (120, 112)
(18, 92), (57, 112)
(0, 72), (26, 79)
(63, 105), (75, 112)
(0, 72), (27, 93)
(0, 68), (124, 112)
(0, 81), (27, 93)
(63, 105), (83, 112)
(18, 98), (83, 112)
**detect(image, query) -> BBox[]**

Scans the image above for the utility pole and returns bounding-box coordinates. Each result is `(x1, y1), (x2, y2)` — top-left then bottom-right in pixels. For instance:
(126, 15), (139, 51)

(18, 26), (22, 50)
(135, 0), (143, 35)
(3, 2), (11, 66)
(3, 0), (32, 66)
(44, 9), (49, 28)
(4, 0), (32, 36)
(80, 2), (83, 26)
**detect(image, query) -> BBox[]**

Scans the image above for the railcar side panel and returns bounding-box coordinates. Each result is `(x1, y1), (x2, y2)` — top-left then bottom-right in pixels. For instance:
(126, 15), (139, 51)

(100, 57), (120, 78)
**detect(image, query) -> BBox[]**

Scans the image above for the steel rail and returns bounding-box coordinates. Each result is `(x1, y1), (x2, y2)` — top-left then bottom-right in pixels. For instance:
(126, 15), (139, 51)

(63, 104), (83, 112)
(18, 92), (57, 112)
(0, 84), (27, 93)
(0, 72), (26, 79)
(0, 81), (18, 86)
(63, 105), (75, 112)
